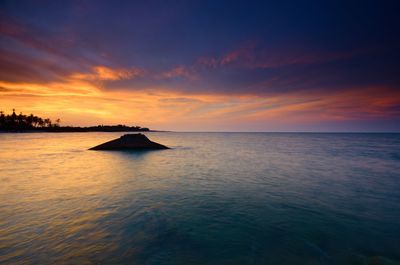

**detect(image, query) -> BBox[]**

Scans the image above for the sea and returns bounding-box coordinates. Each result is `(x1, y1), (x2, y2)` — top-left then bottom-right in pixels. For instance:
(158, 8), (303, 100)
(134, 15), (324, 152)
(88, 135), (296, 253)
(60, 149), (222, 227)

(0, 132), (399, 265)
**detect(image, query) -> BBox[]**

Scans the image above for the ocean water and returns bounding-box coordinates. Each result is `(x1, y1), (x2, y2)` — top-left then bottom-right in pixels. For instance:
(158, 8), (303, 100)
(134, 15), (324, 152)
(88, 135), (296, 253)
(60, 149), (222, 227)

(0, 132), (399, 265)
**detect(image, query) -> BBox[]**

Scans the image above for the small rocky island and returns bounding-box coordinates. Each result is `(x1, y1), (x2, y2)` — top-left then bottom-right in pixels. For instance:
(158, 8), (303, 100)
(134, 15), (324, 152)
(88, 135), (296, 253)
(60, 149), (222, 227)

(89, 133), (169, 150)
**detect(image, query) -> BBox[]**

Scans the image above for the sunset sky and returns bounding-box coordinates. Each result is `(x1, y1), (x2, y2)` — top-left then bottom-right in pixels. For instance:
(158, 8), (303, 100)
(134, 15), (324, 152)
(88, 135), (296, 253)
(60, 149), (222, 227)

(1, 0), (399, 131)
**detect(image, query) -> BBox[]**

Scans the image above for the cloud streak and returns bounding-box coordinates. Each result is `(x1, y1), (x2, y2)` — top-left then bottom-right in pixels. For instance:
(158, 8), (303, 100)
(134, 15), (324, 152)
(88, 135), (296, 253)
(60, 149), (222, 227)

(196, 43), (368, 70)
(157, 66), (197, 80)
(72, 66), (145, 81)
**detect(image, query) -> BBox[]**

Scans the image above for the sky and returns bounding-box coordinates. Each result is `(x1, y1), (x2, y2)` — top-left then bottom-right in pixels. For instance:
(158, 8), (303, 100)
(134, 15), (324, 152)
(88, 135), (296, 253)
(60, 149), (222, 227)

(1, 0), (400, 131)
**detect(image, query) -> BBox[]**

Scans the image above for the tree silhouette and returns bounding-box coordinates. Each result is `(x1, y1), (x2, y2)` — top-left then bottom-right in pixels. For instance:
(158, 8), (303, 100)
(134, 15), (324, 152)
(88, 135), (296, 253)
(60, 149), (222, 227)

(0, 109), (56, 130)
(0, 109), (150, 132)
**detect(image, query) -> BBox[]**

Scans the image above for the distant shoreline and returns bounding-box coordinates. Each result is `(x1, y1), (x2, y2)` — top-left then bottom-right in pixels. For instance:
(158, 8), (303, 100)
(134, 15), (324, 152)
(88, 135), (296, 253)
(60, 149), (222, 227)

(0, 127), (167, 133)
(0, 130), (165, 133)
(1, 110), (161, 133)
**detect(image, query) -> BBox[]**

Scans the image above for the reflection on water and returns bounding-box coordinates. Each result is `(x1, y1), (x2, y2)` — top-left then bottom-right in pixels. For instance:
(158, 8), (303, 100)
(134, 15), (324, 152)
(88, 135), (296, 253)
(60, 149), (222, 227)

(0, 132), (400, 264)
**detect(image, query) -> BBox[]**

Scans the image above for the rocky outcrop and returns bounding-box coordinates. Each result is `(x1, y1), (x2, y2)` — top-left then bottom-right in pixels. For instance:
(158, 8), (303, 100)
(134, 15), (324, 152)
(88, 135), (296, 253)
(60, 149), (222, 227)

(89, 133), (169, 150)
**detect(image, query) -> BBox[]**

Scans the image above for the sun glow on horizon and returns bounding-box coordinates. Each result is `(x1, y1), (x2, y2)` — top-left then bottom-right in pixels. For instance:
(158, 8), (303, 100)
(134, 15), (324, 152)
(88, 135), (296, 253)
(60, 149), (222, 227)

(1, 66), (399, 131)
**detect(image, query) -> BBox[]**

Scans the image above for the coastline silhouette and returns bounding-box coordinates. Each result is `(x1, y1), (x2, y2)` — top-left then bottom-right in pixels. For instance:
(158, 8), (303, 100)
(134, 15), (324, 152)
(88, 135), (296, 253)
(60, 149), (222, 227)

(0, 109), (150, 132)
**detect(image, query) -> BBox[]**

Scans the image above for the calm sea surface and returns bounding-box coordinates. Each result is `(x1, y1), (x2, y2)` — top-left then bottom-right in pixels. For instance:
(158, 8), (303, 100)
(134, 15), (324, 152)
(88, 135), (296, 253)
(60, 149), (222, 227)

(0, 132), (399, 265)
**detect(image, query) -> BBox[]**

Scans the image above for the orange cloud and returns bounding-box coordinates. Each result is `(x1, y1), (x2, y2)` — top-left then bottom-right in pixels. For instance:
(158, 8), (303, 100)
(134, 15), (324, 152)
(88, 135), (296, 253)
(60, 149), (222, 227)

(72, 65), (144, 81)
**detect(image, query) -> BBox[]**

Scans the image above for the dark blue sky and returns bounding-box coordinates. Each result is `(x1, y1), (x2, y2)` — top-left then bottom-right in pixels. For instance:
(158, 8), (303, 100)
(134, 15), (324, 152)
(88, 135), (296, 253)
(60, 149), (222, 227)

(1, 0), (400, 131)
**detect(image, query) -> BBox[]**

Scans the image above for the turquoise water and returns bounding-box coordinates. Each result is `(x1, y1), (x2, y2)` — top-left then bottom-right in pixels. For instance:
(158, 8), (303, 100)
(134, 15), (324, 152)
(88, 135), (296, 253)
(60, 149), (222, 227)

(0, 132), (399, 264)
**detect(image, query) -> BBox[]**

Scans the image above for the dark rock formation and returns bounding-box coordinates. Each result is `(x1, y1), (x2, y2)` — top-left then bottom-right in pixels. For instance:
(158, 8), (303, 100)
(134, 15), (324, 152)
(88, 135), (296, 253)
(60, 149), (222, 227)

(89, 133), (169, 150)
